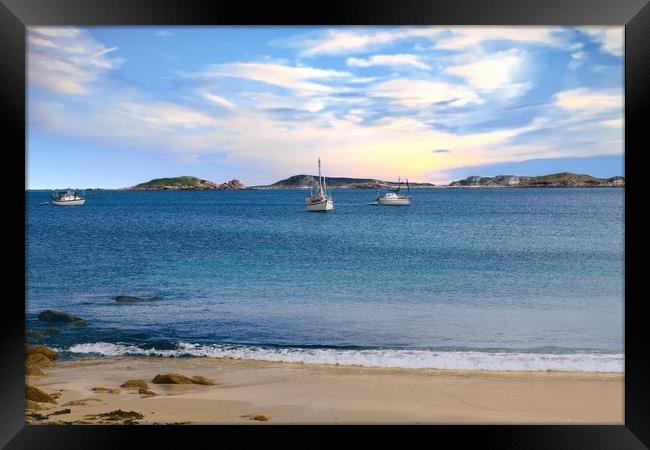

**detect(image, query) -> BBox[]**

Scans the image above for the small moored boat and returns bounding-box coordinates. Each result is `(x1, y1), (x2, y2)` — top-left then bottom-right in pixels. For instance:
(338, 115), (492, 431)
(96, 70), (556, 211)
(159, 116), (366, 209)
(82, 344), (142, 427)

(376, 178), (411, 206)
(51, 188), (86, 206)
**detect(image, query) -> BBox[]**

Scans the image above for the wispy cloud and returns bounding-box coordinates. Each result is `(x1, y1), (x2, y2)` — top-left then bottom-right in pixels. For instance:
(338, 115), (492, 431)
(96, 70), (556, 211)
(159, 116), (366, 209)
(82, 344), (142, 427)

(155, 30), (175, 37)
(568, 51), (588, 70)
(370, 78), (479, 107)
(433, 27), (566, 50)
(28, 27), (123, 94)
(582, 28), (623, 56)
(201, 90), (235, 109)
(554, 88), (622, 113)
(187, 62), (352, 95)
(291, 27), (444, 57)
(346, 54), (430, 70)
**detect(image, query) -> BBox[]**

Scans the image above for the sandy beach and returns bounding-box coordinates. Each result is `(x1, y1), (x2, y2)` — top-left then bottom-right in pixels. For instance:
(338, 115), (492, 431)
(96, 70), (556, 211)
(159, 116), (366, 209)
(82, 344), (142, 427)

(25, 357), (624, 425)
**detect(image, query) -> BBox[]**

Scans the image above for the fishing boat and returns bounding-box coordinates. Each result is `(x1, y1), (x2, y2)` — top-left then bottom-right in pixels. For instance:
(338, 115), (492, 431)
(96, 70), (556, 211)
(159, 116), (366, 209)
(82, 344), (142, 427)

(376, 178), (411, 206)
(51, 188), (85, 206)
(305, 158), (334, 212)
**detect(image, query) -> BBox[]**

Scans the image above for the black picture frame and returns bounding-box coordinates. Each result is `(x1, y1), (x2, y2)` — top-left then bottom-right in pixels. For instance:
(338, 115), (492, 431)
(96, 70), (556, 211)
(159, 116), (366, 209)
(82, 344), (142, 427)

(1, 0), (648, 448)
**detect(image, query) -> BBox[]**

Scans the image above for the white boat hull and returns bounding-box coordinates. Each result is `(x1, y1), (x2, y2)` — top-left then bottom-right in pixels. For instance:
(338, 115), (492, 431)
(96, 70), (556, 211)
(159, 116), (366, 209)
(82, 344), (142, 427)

(376, 198), (411, 206)
(52, 199), (85, 206)
(306, 200), (334, 211)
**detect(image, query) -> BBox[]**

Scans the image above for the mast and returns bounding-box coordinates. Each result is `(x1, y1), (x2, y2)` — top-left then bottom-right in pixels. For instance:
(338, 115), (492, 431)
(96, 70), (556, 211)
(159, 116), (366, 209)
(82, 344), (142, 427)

(406, 178), (411, 195)
(318, 157), (323, 194)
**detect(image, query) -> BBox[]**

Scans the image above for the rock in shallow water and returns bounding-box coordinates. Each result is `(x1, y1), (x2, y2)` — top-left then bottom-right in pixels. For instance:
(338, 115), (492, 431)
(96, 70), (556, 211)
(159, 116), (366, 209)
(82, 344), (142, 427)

(114, 295), (161, 303)
(37, 310), (85, 324)
(26, 345), (57, 360)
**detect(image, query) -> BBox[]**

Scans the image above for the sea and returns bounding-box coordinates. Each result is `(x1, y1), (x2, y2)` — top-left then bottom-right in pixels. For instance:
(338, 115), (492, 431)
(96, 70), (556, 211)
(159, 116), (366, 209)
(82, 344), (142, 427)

(26, 188), (624, 372)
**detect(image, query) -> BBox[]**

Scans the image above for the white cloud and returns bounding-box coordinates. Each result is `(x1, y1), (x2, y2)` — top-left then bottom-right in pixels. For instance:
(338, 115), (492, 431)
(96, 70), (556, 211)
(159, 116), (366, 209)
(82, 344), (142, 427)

(240, 91), (329, 113)
(346, 54), (430, 70)
(568, 51), (588, 70)
(298, 27), (444, 56)
(554, 88), (622, 113)
(601, 118), (623, 128)
(28, 27), (123, 94)
(582, 28), (623, 56)
(31, 27), (81, 38)
(371, 78), (479, 107)
(189, 62), (351, 95)
(288, 27), (572, 58)
(434, 27), (565, 50)
(115, 101), (218, 128)
(155, 30), (175, 37)
(297, 27), (564, 57)
(201, 90), (235, 109)
(445, 49), (528, 91)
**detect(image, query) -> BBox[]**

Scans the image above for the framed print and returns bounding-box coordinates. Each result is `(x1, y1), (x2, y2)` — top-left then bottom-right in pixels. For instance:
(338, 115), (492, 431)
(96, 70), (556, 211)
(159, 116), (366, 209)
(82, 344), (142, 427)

(1, 0), (648, 448)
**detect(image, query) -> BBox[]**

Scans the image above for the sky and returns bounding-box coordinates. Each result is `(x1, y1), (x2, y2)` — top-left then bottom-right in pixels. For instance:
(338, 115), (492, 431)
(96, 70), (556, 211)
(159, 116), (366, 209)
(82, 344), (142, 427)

(27, 26), (624, 189)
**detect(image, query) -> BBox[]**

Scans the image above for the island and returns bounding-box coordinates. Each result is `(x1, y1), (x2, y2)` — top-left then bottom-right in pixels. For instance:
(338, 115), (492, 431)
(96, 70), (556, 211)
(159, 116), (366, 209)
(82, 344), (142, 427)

(449, 172), (624, 188)
(127, 176), (245, 191)
(253, 175), (435, 189)
(115, 172), (624, 191)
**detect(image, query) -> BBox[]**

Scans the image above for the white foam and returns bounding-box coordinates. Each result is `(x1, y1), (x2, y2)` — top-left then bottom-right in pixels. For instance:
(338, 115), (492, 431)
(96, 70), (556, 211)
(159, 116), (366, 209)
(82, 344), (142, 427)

(65, 342), (624, 372)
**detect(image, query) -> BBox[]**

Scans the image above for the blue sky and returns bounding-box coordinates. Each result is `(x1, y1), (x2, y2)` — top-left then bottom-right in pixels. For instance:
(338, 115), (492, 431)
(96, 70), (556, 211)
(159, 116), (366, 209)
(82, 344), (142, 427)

(27, 26), (624, 188)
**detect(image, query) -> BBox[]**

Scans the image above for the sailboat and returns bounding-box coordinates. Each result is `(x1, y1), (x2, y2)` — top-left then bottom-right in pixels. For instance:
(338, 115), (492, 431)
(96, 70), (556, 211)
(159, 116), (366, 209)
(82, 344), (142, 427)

(305, 158), (334, 212)
(376, 177), (411, 206)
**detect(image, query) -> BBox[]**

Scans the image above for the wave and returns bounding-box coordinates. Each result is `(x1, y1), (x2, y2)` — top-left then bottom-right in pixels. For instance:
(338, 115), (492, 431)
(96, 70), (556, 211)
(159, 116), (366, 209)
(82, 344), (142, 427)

(65, 342), (624, 372)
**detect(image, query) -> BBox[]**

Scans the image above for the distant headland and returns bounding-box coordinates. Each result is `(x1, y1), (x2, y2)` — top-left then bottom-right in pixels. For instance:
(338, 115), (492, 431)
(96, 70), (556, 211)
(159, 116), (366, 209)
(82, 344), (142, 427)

(252, 175), (435, 189)
(127, 176), (245, 191)
(448, 173), (624, 188)
(65, 172), (624, 191)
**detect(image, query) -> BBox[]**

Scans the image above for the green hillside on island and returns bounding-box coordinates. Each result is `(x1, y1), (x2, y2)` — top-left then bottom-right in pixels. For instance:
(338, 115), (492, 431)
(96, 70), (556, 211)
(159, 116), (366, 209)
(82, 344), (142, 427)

(129, 176), (245, 190)
(449, 172), (624, 187)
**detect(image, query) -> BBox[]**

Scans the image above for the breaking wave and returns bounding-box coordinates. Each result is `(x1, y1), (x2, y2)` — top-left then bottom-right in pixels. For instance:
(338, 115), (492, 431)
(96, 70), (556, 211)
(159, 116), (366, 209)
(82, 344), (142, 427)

(65, 342), (624, 372)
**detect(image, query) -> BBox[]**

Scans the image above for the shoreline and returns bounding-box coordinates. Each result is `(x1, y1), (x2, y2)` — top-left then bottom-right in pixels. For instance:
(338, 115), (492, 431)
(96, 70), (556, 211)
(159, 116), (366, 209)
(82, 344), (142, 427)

(27, 356), (624, 425)
(60, 341), (624, 373)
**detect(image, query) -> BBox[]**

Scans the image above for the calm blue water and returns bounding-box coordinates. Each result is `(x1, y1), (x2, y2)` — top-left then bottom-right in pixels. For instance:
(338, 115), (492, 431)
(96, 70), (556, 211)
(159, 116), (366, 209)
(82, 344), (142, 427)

(26, 188), (624, 371)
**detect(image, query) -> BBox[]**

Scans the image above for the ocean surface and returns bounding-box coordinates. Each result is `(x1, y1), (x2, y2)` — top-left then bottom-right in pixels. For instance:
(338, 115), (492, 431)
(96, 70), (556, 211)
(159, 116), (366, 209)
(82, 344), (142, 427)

(26, 188), (624, 372)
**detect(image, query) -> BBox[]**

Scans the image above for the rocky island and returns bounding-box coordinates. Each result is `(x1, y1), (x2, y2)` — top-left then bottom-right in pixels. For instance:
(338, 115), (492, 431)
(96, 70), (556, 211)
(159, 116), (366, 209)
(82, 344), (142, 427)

(254, 175), (435, 189)
(127, 176), (245, 191)
(449, 172), (624, 188)
(120, 172), (623, 191)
